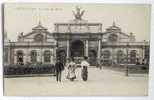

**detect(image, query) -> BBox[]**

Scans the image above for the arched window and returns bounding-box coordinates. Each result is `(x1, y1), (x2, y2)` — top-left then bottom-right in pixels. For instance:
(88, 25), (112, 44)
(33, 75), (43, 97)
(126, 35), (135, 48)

(108, 34), (118, 42)
(117, 50), (124, 64)
(4, 48), (8, 63)
(130, 50), (137, 64)
(102, 50), (111, 59)
(31, 50), (37, 63)
(17, 50), (24, 65)
(102, 50), (111, 65)
(44, 50), (51, 63)
(144, 47), (149, 64)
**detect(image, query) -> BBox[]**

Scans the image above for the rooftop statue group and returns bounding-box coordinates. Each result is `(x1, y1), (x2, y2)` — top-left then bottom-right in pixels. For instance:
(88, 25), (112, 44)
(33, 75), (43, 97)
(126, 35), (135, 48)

(72, 6), (85, 20)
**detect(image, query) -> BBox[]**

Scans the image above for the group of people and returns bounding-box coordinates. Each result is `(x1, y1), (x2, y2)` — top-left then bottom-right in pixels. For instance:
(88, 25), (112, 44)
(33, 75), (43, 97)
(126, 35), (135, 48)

(54, 56), (90, 82)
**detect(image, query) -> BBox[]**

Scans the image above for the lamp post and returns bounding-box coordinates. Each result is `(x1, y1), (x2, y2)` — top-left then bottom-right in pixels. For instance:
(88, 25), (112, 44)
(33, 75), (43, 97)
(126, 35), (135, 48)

(125, 42), (129, 76)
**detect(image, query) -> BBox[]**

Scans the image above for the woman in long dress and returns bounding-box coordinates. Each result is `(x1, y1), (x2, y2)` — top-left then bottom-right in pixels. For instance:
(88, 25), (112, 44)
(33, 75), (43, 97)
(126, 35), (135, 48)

(81, 56), (90, 81)
(66, 58), (76, 81)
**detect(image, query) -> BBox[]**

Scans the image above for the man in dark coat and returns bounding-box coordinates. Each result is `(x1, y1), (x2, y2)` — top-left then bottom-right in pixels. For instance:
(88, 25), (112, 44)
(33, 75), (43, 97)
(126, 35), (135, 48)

(55, 59), (64, 82)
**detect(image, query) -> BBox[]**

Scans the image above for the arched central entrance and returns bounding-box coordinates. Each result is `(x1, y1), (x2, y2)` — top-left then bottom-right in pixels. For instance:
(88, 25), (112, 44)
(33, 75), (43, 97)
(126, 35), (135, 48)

(71, 40), (84, 57)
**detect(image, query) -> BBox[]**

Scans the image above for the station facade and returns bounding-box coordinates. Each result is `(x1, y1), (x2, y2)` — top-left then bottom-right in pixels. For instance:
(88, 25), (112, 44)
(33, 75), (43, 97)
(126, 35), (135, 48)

(4, 7), (150, 66)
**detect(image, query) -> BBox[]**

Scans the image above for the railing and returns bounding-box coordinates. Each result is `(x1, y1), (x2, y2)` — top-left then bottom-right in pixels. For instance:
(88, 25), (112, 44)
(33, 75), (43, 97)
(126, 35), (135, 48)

(119, 64), (149, 74)
(4, 64), (55, 77)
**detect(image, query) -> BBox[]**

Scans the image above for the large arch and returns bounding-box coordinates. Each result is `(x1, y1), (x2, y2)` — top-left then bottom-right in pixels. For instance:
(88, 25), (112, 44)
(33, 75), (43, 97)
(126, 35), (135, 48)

(70, 40), (84, 57)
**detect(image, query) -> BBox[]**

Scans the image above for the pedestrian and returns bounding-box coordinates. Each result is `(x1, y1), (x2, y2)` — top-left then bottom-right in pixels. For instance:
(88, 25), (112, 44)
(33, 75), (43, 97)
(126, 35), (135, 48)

(66, 57), (77, 81)
(81, 56), (90, 81)
(55, 58), (64, 82)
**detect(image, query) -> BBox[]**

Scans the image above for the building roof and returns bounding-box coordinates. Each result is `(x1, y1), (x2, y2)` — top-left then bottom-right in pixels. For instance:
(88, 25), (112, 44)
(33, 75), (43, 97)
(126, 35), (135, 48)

(32, 21), (47, 30)
(106, 22), (121, 31)
(103, 22), (129, 37)
(21, 21), (52, 38)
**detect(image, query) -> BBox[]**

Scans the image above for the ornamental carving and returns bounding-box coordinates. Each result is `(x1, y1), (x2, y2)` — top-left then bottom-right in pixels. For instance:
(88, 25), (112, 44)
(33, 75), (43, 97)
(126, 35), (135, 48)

(108, 34), (118, 42)
(34, 34), (44, 42)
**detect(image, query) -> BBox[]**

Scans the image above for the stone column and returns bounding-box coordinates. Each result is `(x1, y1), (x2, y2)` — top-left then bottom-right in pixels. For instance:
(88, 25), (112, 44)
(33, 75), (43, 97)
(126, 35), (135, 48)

(99, 24), (102, 32)
(111, 47), (114, 65)
(26, 43), (30, 64)
(41, 51), (44, 64)
(10, 45), (15, 65)
(97, 40), (101, 64)
(53, 47), (57, 64)
(8, 46), (11, 65)
(26, 49), (29, 64)
(23, 53), (27, 65)
(66, 39), (70, 59)
(41, 42), (43, 63)
(85, 40), (89, 57)
(38, 50), (42, 63)
(14, 53), (17, 65)
(140, 48), (144, 63)
(143, 46), (145, 59)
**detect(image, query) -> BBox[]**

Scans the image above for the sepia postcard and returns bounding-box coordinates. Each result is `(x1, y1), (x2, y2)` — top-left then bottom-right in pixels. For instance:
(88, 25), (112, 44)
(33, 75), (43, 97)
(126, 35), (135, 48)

(3, 3), (151, 96)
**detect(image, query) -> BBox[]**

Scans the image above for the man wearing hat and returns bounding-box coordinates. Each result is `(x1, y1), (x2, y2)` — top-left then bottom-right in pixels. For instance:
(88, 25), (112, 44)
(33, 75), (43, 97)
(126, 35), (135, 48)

(55, 58), (64, 82)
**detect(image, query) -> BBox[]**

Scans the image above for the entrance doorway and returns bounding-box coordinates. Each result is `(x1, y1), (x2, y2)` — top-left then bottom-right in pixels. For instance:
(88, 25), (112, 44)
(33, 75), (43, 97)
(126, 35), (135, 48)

(71, 40), (84, 64)
(71, 40), (84, 57)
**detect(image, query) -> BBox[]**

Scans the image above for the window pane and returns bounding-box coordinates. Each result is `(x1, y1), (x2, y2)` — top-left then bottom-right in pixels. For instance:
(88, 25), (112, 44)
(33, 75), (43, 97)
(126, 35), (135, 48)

(44, 51), (50, 63)
(31, 50), (37, 63)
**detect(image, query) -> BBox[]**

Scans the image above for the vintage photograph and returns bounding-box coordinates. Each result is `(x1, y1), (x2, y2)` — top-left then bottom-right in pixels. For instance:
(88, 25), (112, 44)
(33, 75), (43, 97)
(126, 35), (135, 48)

(3, 3), (151, 96)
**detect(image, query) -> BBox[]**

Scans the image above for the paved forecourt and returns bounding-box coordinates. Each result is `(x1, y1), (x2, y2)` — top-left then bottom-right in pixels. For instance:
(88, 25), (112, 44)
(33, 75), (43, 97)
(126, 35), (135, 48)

(4, 67), (148, 96)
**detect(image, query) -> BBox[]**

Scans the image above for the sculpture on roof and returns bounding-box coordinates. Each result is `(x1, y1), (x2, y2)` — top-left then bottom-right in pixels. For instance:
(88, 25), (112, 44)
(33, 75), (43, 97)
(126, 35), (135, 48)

(73, 6), (85, 20)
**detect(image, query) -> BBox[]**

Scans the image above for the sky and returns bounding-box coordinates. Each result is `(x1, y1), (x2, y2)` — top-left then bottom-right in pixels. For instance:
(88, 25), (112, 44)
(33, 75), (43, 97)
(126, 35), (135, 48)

(4, 3), (151, 41)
